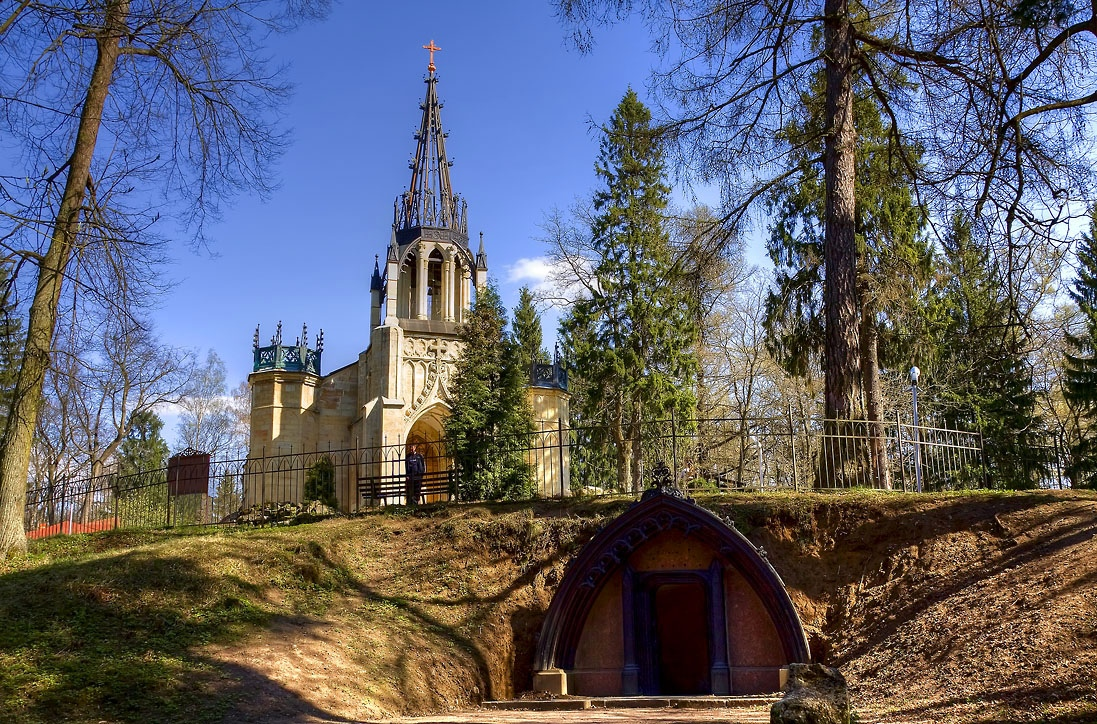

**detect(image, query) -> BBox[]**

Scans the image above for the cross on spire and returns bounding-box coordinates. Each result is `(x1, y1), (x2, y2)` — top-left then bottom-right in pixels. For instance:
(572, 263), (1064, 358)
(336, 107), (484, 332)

(423, 39), (441, 73)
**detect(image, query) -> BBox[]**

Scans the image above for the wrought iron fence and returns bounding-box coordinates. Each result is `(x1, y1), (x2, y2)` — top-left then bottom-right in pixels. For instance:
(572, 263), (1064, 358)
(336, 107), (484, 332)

(24, 415), (987, 538)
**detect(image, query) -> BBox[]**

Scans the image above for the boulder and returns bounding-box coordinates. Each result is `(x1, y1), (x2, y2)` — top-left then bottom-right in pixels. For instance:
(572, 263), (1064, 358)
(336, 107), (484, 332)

(770, 663), (851, 724)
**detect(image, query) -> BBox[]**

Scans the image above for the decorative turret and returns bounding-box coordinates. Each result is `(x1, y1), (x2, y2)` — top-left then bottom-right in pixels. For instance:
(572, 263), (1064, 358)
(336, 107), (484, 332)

(370, 255), (385, 328)
(475, 231), (488, 289)
(253, 321), (323, 375)
(531, 343), (569, 391)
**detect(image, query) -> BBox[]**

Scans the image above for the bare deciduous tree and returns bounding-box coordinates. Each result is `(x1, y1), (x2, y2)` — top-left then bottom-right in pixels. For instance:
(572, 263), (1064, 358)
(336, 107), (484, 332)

(0, 0), (328, 555)
(177, 350), (248, 460)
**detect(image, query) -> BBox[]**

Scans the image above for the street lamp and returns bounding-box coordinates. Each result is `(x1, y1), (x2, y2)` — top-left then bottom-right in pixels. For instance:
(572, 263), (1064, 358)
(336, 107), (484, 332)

(910, 366), (924, 493)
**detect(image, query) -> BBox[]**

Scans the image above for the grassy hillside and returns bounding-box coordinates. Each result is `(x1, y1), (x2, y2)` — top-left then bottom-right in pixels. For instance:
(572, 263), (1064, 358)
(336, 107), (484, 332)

(1, 491), (1095, 724)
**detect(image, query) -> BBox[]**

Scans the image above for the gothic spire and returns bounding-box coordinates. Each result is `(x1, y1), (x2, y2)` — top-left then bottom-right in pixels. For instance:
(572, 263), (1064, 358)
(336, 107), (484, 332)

(396, 41), (468, 242)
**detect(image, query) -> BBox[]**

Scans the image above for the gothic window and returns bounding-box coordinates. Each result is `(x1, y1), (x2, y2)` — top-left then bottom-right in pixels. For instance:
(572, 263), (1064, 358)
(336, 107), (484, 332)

(427, 249), (444, 320)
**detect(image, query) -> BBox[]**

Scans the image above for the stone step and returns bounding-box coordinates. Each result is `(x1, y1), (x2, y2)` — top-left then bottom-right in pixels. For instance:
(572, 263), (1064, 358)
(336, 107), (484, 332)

(482, 695), (780, 712)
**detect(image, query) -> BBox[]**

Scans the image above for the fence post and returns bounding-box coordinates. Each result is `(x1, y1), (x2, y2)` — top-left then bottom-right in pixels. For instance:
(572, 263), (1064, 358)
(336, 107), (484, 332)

(788, 405), (799, 492)
(558, 417), (565, 499)
(671, 409), (678, 484)
(978, 428), (989, 489)
(895, 410), (907, 492)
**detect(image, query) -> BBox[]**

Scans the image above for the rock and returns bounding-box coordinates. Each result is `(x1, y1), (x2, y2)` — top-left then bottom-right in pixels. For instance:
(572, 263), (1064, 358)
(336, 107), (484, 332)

(770, 663), (851, 724)
(233, 501), (340, 526)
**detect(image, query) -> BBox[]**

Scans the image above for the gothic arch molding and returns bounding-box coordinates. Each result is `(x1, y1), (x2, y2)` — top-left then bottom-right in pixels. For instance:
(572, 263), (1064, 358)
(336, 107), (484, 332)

(534, 491), (810, 695)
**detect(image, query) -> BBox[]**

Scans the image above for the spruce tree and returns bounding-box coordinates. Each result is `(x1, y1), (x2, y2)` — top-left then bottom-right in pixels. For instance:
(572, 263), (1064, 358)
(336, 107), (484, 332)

(512, 286), (546, 379)
(563, 89), (698, 492)
(1064, 208), (1097, 488)
(445, 283), (534, 500)
(116, 410), (170, 483)
(928, 214), (1042, 489)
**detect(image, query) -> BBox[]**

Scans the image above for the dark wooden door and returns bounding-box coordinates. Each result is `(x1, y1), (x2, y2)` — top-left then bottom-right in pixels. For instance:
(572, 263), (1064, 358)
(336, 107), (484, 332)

(652, 581), (711, 695)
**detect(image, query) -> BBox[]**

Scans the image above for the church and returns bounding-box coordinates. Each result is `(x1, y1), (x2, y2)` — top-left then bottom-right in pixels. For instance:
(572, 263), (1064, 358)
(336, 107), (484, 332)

(245, 47), (569, 509)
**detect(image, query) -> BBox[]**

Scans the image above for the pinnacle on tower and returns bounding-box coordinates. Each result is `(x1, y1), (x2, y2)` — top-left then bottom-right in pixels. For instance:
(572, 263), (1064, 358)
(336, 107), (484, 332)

(396, 41), (469, 243)
(370, 254), (383, 291)
(476, 231), (488, 270)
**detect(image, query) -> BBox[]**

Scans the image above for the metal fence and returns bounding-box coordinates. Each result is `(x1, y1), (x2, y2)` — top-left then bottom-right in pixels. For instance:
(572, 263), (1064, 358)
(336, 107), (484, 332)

(23, 416), (986, 538)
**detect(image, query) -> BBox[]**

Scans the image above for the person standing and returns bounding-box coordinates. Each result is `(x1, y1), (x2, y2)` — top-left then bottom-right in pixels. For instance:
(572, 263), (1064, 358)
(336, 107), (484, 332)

(405, 443), (426, 505)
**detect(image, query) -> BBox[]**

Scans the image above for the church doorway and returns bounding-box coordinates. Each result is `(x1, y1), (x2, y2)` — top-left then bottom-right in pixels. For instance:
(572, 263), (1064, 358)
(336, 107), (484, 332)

(406, 406), (450, 503)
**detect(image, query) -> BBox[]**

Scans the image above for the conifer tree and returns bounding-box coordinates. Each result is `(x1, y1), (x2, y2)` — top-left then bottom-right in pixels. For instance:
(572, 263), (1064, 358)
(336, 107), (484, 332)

(512, 286), (546, 379)
(927, 214), (1042, 489)
(446, 283), (534, 500)
(1064, 208), (1097, 488)
(116, 410), (169, 481)
(765, 68), (931, 487)
(562, 89), (698, 492)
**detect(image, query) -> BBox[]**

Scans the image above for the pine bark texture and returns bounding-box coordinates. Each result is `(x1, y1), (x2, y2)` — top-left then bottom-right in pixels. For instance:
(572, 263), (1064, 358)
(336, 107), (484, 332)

(861, 299), (891, 489)
(822, 0), (861, 424)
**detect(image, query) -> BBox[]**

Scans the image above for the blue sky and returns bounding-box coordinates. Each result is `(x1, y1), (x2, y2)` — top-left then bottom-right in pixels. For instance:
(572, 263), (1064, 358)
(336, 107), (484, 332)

(153, 2), (677, 391)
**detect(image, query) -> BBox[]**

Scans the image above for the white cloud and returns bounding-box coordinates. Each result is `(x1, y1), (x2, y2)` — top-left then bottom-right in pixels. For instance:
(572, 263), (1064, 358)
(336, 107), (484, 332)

(505, 257), (553, 286)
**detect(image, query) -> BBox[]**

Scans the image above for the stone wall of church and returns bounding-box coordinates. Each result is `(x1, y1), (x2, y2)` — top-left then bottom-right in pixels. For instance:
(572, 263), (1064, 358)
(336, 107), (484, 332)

(313, 362), (359, 451)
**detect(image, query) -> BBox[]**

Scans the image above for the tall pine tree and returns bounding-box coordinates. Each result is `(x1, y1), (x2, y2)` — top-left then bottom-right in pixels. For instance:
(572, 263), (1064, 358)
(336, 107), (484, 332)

(562, 89), (698, 492)
(445, 283), (534, 500)
(765, 68), (931, 487)
(1064, 208), (1097, 488)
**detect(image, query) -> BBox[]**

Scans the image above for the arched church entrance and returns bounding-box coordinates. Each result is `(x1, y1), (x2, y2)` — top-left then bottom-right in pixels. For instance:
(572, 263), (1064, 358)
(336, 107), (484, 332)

(406, 404), (450, 503)
(533, 488), (811, 698)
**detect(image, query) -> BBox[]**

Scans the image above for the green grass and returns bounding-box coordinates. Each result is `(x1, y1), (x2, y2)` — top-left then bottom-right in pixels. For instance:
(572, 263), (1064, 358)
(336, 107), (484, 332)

(3, 490), (1094, 723)
(0, 527), (354, 724)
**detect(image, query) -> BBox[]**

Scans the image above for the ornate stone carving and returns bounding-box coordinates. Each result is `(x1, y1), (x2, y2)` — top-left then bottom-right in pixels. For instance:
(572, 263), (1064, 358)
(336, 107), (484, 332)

(403, 334), (461, 417)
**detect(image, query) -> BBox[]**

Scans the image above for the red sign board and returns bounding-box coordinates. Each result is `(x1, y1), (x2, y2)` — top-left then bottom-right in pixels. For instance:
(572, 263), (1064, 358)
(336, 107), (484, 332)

(167, 451), (211, 496)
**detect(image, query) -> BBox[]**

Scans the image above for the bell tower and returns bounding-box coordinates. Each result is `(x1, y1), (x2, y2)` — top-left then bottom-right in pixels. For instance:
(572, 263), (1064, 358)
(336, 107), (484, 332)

(371, 40), (482, 330)
(360, 43), (486, 465)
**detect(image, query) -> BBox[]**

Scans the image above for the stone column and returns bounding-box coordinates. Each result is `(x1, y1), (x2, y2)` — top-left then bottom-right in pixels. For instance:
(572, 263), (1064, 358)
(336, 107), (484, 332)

(416, 243), (429, 320)
(385, 256), (399, 324)
(443, 250), (455, 322)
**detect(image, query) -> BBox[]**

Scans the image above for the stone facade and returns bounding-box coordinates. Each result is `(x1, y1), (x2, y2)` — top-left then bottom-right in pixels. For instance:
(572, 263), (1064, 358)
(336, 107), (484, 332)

(246, 60), (569, 509)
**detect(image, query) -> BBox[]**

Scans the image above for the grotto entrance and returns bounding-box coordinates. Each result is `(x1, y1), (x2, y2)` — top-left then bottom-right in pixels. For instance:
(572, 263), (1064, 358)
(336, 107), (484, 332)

(532, 484), (811, 697)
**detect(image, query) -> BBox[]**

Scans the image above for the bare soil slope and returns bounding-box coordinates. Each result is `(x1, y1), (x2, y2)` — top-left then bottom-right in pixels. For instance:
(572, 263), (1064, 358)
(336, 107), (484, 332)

(3, 491), (1095, 724)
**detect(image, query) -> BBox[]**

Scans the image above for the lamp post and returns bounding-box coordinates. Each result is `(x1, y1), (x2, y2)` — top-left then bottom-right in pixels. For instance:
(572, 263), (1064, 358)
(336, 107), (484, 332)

(910, 366), (924, 493)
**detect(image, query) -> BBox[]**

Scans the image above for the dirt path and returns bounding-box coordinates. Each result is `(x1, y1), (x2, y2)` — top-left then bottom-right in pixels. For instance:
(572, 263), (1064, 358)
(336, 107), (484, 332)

(364, 707), (774, 723)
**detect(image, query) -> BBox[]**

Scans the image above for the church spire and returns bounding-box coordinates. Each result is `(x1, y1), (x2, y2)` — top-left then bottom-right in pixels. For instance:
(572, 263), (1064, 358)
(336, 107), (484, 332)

(396, 41), (468, 243)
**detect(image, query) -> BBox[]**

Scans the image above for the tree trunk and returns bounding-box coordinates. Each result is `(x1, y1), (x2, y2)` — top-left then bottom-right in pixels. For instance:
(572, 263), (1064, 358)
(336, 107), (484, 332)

(823, 0), (860, 422)
(860, 299), (891, 489)
(818, 0), (860, 487)
(613, 398), (630, 492)
(0, 1), (128, 556)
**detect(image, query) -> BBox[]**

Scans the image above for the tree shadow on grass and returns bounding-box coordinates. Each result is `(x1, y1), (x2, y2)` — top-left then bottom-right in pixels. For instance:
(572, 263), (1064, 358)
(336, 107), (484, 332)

(0, 550), (356, 724)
